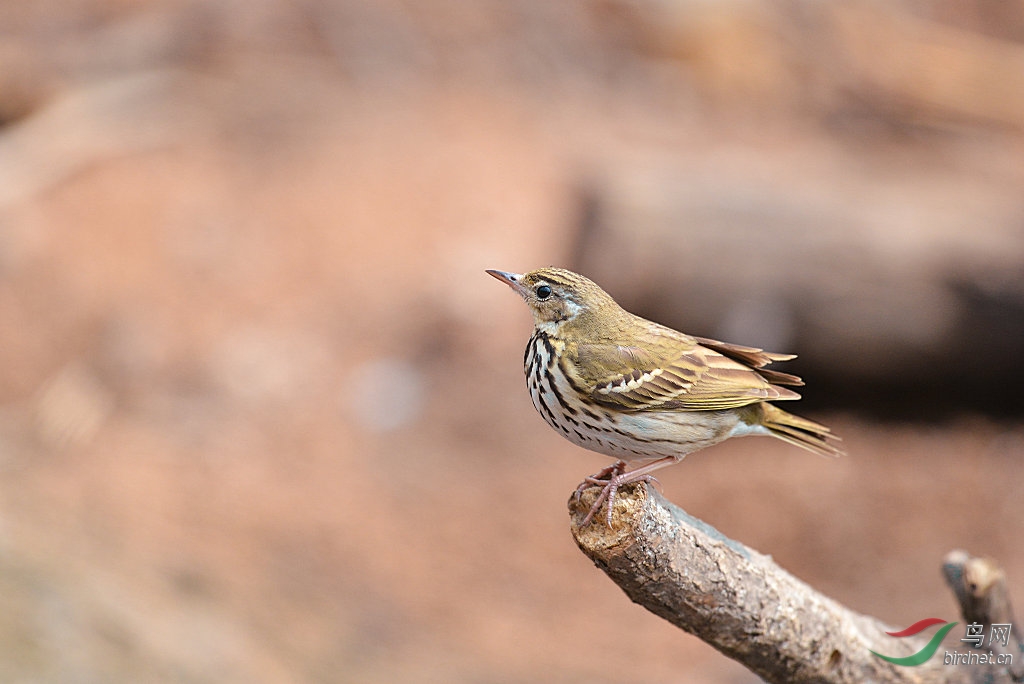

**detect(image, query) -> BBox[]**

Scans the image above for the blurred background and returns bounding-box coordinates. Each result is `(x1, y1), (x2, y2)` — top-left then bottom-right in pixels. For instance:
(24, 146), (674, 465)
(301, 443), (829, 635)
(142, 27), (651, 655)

(1, 0), (1022, 681)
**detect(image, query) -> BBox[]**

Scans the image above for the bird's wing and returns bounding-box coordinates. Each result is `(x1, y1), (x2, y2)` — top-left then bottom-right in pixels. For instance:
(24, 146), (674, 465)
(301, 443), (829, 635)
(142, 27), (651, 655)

(575, 333), (802, 412)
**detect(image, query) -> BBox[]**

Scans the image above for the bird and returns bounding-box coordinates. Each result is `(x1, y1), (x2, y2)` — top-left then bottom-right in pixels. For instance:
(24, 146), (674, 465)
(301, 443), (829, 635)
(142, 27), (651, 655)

(486, 267), (842, 525)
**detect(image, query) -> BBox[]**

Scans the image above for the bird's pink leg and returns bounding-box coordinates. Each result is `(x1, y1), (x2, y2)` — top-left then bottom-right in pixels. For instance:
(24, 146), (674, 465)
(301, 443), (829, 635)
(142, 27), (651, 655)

(580, 456), (680, 527)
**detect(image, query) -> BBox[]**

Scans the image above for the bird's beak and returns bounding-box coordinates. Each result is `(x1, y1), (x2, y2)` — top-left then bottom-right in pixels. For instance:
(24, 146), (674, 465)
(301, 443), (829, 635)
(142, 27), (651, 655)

(486, 269), (529, 297)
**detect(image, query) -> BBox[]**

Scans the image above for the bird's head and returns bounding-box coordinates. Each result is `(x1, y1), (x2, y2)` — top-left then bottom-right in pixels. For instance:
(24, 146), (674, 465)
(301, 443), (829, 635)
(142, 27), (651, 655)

(486, 267), (618, 335)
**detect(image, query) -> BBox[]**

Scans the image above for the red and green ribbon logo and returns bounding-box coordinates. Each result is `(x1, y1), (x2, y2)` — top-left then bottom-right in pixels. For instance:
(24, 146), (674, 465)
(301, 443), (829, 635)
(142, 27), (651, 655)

(871, 618), (959, 666)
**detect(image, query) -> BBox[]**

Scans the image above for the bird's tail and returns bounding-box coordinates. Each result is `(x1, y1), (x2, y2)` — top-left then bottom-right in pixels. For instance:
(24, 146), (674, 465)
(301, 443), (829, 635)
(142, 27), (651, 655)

(759, 403), (843, 458)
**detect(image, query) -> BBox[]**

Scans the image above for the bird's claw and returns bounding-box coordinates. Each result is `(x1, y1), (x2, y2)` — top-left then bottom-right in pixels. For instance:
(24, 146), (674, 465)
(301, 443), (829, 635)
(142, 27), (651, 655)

(578, 471), (657, 527)
(572, 460), (627, 502)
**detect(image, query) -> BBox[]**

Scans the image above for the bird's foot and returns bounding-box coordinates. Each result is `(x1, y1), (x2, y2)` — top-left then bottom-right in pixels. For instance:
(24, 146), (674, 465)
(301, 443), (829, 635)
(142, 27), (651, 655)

(580, 470), (657, 527)
(576, 455), (679, 526)
(573, 460), (627, 502)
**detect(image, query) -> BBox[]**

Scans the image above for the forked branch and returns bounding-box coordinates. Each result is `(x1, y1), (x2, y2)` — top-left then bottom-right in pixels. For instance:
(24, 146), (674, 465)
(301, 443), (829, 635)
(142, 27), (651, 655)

(570, 483), (1015, 684)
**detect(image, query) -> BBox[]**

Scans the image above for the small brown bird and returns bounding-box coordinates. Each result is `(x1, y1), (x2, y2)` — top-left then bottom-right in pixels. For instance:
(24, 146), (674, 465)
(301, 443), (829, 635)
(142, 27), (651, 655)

(487, 267), (841, 525)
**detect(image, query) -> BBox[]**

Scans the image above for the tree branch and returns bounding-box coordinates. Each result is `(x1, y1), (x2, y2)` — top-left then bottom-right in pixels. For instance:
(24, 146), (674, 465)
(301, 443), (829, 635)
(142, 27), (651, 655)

(569, 482), (1009, 684)
(943, 550), (1024, 681)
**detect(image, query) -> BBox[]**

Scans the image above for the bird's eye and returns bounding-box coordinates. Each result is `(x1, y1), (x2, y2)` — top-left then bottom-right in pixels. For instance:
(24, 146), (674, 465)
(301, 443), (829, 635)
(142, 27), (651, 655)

(535, 285), (552, 300)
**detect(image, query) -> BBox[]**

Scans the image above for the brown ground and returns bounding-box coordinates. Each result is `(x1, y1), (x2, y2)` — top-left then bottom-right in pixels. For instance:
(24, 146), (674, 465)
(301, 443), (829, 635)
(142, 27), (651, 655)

(0, 2), (1022, 682)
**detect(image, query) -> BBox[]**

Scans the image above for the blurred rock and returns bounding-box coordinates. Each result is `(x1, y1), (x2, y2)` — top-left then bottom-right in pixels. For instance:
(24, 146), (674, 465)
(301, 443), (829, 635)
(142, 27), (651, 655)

(594, 0), (1024, 129)
(571, 154), (1024, 418)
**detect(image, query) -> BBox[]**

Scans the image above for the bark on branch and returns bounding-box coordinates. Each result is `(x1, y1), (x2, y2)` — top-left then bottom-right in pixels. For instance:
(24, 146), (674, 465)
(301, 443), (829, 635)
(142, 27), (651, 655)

(570, 482), (1015, 683)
